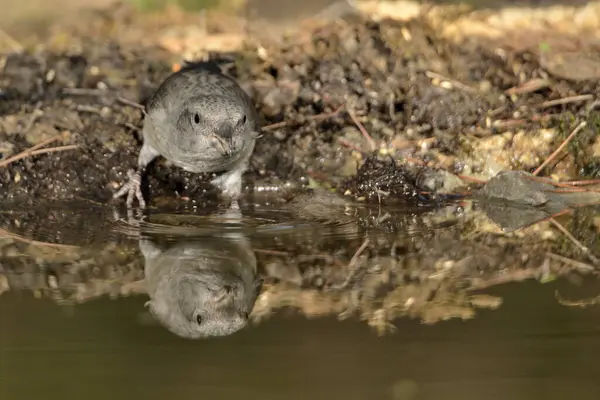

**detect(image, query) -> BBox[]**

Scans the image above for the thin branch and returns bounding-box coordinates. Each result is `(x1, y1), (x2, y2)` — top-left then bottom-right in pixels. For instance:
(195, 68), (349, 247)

(62, 88), (107, 96)
(262, 121), (287, 131)
(505, 78), (550, 95)
(349, 238), (371, 268)
(549, 218), (600, 266)
(347, 109), (377, 152)
(557, 179), (600, 187)
(0, 228), (79, 250)
(0, 144), (78, 168)
(425, 71), (477, 93)
(555, 290), (600, 308)
(0, 134), (63, 168)
(338, 138), (365, 153)
(458, 175), (488, 184)
(117, 97), (146, 112)
(254, 248), (289, 256)
(545, 252), (594, 272)
(28, 145), (79, 156)
(262, 104), (345, 131)
(534, 94), (594, 109)
(325, 238), (371, 291)
(533, 120), (587, 176)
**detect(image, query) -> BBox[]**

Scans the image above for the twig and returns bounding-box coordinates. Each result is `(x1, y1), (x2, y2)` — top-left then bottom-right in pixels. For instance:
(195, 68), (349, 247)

(555, 290), (600, 308)
(398, 156), (427, 166)
(425, 71), (477, 93)
(28, 145), (79, 156)
(549, 218), (600, 266)
(338, 138), (365, 153)
(0, 27), (24, 52)
(121, 122), (140, 132)
(0, 144), (77, 168)
(523, 175), (600, 194)
(62, 88), (107, 96)
(262, 121), (287, 131)
(492, 119), (528, 129)
(23, 108), (44, 132)
(458, 175), (488, 184)
(306, 169), (335, 185)
(254, 248), (289, 256)
(561, 179), (600, 186)
(117, 97), (146, 112)
(533, 120), (587, 176)
(587, 100), (600, 113)
(0, 134), (63, 168)
(325, 238), (371, 291)
(253, 248), (345, 267)
(347, 109), (377, 152)
(505, 78), (550, 95)
(533, 94), (594, 109)
(545, 252), (594, 272)
(262, 104), (345, 131)
(546, 187), (600, 194)
(389, 137), (436, 150)
(526, 175), (579, 187)
(75, 105), (102, 114)
(311, 103), (345, 121)
(0, 228), (79, 250)
(349, 238), (370, 268)
(467, 268), (540, 291)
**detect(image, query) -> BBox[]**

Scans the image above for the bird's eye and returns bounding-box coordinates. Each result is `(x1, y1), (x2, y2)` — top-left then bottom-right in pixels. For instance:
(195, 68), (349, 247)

(196, 314), (203, 325)
(239, 115), (247, 125)
(193, 113), (200, 124)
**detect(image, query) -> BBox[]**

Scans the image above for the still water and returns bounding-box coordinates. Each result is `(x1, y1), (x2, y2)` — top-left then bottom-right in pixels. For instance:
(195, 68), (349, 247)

(1, 195), (600, 399)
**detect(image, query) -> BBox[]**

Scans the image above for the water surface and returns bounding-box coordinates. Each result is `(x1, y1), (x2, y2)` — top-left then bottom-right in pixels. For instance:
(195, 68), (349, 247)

(1, 197), (600, 399)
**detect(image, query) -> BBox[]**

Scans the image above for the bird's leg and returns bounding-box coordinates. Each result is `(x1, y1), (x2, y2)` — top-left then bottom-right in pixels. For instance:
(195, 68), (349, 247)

(210, 161), (246, 200)
(113, 142), (160, 209)
(219, 199), (242, 221)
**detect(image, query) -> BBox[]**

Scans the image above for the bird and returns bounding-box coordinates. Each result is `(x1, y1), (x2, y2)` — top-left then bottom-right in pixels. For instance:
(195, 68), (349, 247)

(113, 61), (260, 208)
(140, 201), (263, 339)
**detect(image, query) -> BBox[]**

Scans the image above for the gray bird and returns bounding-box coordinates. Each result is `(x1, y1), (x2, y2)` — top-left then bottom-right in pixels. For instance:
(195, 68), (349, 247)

(140, 203), (263, 339)
(114, 62), (260, 208)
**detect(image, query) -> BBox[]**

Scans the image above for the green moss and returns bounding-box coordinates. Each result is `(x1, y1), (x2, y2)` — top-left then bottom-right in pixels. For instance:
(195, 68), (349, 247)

(579, 158), (600, 177)
(548, 111), (599, 176)
(588, 109), (600, 133)
(566, 208), (600, 256)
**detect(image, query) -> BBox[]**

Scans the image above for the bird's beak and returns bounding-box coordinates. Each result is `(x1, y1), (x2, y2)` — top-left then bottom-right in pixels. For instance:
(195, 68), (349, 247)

(210, 135), (231, 156)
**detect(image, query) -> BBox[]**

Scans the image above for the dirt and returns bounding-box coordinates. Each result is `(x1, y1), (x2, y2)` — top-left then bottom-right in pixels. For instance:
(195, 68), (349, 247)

(1, 1), (599, 209)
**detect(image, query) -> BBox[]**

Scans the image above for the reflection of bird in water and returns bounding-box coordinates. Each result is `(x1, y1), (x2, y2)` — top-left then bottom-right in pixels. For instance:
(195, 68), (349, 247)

(140, 202), (262, 339)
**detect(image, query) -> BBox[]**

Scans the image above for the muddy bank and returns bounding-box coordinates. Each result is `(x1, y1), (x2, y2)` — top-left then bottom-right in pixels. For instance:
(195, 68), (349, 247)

(1, 2), (599, 208)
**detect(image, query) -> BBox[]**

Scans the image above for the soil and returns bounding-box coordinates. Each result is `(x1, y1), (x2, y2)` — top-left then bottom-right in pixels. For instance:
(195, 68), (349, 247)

(1, 1), (599, 208)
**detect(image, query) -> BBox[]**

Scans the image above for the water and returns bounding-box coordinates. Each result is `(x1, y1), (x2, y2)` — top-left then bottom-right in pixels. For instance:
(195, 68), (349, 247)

(1, 193), (600, 399)
(2, 281), (600, 399)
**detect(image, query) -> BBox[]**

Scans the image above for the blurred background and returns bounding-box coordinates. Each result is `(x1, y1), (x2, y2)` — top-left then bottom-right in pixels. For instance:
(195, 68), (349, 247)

(0, 0), (595, 46)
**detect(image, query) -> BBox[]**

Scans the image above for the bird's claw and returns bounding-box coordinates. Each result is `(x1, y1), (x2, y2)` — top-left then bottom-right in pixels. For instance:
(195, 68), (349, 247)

(210, 170), (243, 200)
(113, 169), (146, 209)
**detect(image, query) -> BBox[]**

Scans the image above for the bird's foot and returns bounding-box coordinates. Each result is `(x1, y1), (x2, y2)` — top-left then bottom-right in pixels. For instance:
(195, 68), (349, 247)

(211, 170), (243, 200)
(113, 169), (146, 209)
